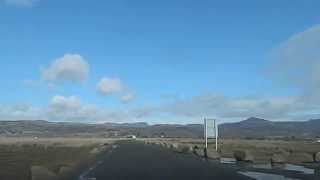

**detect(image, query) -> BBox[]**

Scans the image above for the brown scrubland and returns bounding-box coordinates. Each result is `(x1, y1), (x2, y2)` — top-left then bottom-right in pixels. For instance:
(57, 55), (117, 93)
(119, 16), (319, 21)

(141, 138), (320, 164)
(1, 137), (320, 180)
(0, 138), (116, 180)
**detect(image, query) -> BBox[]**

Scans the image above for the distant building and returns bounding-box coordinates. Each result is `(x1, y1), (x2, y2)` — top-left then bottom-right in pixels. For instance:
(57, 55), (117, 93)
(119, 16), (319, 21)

(127, 135), (137, 139)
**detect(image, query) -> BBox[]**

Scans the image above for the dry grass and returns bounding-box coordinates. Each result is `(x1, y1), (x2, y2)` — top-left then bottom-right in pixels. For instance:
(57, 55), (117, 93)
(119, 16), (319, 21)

(0, 138), (116, 180)
(140, 138), (320, 163)
(0, 137), (117, 147)
(1, 137), (319, 180)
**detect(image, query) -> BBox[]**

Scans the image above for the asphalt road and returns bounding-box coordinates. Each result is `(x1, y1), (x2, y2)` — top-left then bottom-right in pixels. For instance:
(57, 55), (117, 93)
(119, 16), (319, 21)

(86, 141), (253, 180)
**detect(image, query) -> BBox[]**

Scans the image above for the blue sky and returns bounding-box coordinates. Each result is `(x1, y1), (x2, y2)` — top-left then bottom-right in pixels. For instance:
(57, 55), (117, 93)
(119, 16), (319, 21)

(1, 0), (320, 124)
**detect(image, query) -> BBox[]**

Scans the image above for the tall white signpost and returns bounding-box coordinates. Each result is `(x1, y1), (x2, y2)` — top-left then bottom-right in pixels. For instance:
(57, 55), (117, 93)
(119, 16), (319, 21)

(204, 118), (218, 151)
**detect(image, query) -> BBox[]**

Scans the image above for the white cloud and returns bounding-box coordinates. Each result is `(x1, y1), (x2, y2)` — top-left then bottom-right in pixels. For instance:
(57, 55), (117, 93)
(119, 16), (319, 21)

(271, 24), (320, 102)
(0, 93), (317, 124)
(45, 95), (138, 122)
(0, 95), (135, 123)
(121, 93), (135, 103)
(96, 77), (136, 103)
(42, 54), (89, 84)
(4, 0), (38, 7)
(0, 104), (44, 120)
(47, 95), (99, 122)
(134, 25), (320, 122)
(133, 93), (308, 122)
(97, 77), (123, 96)
(3, 25), (320, 124)
(50, 95), (81, 110)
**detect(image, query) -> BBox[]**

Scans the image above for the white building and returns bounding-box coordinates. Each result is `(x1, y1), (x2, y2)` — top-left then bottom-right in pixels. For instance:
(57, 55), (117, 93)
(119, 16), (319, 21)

(127, 135), (137, 139)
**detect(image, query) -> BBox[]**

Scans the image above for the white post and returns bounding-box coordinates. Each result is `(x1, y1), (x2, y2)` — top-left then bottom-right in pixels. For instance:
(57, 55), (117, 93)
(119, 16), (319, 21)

(215, 119), (218, 152)
(205, 118), (208, 149)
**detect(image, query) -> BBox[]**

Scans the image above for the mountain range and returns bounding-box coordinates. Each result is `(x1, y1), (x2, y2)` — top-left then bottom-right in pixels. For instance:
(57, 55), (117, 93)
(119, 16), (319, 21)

(0, 117), (319, 139)
(219, 117), (320, 139)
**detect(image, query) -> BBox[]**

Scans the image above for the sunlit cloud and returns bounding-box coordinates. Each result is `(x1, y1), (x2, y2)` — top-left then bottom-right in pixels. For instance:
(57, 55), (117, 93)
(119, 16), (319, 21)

(41, 54), (90, 84)
(0, 95), (135, 123)
(121, 92), (135, 103)
(2, 25), (320, 124)
(97, 77), (123, 96)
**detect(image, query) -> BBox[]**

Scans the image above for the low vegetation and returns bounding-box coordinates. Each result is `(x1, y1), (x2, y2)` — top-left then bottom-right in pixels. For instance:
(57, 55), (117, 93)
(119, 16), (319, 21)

(0, 138), (115, 180)
(142, 138), (320, 164)
(1, 137), (319, 180)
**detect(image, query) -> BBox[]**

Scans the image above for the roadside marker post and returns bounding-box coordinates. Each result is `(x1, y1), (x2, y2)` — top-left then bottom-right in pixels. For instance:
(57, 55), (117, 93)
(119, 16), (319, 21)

(204, 118), (218, 152)
(205, 118), (208, 149)
(215, 119), (218, 151)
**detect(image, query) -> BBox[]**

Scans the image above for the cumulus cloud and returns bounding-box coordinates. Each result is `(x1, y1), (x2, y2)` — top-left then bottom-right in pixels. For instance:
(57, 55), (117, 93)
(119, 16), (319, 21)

(41, 54), (89, 84)
(97, 77), (123, 95)
(50, 95), (81, 110)
(134, 25), (320, 122)
(0, 93), (317, 123)
(121, 93), (135, 103)
(133, 93), (307, 122)
(96, 77), (135, 103)
(0, 95), (134, 122)
(4, 0), (38, 7)
(47, 95), (99, 121)
(45, 95), (138, 122)
(3, 25), (320, 124)
(0, 104), (44, 120)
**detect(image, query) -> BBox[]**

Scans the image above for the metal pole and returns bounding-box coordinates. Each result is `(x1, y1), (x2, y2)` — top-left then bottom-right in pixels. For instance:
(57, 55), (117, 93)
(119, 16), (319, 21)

(205, 118), (208, 149)
(204, 118), (206, 141)
(215, 119), (218, 152)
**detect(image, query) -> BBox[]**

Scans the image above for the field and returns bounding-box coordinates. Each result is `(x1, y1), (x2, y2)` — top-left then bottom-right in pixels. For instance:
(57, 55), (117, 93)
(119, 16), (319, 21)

(0, 138), (116, 180)
(141, 138), (320, 164)
(0, 137), (319, 180)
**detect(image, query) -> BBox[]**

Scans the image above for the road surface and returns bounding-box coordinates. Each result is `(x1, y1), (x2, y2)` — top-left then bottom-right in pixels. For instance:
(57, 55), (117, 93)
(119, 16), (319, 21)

(86, 141), (253, 180)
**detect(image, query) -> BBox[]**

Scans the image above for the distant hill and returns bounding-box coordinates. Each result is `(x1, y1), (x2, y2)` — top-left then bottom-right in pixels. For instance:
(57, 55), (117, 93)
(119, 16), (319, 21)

(0, 117), (320, 139)
(219, 117), (320, 139)
(0, 120), (203, 138)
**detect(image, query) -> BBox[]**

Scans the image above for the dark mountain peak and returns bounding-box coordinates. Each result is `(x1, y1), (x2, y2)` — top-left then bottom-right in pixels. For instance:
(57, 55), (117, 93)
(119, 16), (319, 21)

(308, 119), (320, 122)
(241, 117), (270, 124)
(306, 119), (320, 126)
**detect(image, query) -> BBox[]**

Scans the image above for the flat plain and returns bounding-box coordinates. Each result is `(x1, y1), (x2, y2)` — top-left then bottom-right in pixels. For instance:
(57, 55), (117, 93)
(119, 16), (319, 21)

(0, 137), (320, 180)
